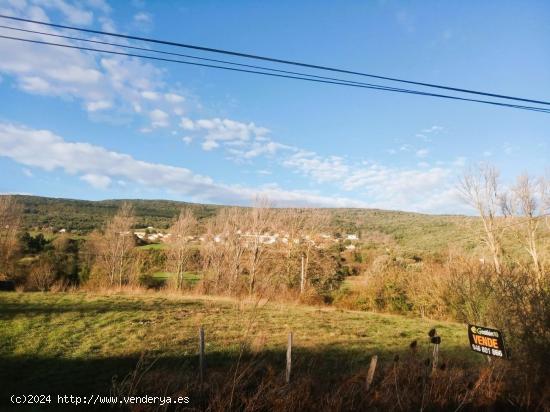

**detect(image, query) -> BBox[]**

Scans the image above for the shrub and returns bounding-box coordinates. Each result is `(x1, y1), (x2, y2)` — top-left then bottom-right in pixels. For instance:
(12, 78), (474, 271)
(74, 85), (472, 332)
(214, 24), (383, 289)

(27, 259), (55, 291)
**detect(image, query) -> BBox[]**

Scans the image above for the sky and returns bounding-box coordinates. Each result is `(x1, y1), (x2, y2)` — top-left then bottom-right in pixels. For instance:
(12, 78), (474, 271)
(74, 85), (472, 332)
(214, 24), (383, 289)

(0, 0), (548, 214)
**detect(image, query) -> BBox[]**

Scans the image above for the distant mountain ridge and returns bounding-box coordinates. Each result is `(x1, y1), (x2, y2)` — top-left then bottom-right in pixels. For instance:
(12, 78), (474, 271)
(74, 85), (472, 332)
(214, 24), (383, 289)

(11, 195), (221, 232)
(6, 195), (479, 254)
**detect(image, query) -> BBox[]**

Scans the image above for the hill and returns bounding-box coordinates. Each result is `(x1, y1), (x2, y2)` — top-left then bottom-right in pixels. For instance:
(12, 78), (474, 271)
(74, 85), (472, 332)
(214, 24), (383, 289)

(13, 195), (222, 232)
(10, 195), (481, 253)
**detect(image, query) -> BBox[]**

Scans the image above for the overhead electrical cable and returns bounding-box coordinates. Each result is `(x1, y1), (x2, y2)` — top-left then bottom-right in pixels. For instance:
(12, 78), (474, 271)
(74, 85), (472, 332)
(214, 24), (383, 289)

(1, 34), (549, 114)
(0, 24), (452, 91)
(0, 14), (549, 107)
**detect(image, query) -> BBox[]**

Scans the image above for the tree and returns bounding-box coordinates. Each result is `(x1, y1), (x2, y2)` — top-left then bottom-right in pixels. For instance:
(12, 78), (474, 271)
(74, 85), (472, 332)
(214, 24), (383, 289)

(276, 208), (307, 291)
(166, 209), (197, 290)
(50, 234), (80, 285)
(459, 164), (504, 274)
(20, 232), (48, 254)
(243, 198), (273, 296)
(501, 174), (547, 280)
(299, 210), (331, 293)
(200, 210), (228, 293)
(28, 258), (55, 291)
(219, 208), (247, 294)
(92, 203), (136, 287)
(0, 196), (21, 277)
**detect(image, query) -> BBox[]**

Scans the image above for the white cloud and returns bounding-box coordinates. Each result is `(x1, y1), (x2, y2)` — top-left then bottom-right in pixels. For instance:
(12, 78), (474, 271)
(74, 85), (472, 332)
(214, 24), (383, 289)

(182, 136), (192, 144)
(191, 118), (270, 143)
(228, 141), (291, 160)
(141, 91), (159, 100)
(283, 150), (349, 183)
(416, 125), (443, 142)
(86, 0), (112, 14)
(0, 122), (370, 207)
(416, 148), (429, 158)
(165, 93), (184, 103)
(86, 100), (112, 112)
(80, 173), (111, 189)
(279, 145), (467, 213)
(149, 109), (169, 128)
(178, 116), (287, 160)
(180, 117), (195, 130)
(35, 0), (94, 25)
(422, 125), (444, 134)
(202, 140), (219, 151)
(133, 11), (152, 23)
(0, 2), (183, 128)
(22, 167), (33, 177)
(19, 76), (51, 93)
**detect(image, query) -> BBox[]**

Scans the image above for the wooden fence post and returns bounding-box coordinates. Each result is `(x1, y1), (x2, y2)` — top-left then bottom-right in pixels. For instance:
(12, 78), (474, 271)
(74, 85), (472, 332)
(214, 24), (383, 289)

(366, 355), (378, 391)
(199, 326), (205, 386)
(432, 342), (439, 372)
(286, 332), (292, 384)
(430, 329), (440, 373)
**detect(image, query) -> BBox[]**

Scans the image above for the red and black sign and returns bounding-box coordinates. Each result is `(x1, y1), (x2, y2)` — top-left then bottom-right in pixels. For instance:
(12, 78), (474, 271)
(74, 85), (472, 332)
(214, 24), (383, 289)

(468, 324), (508, 358)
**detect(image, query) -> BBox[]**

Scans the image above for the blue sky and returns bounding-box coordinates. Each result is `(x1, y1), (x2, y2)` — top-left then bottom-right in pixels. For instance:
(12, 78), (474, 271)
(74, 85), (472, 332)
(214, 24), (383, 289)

(0, 0), (548, 213)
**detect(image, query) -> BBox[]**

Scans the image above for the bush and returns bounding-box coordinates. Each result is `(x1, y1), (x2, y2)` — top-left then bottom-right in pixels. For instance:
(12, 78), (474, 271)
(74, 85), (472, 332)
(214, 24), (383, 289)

(27, 259), (55, 291)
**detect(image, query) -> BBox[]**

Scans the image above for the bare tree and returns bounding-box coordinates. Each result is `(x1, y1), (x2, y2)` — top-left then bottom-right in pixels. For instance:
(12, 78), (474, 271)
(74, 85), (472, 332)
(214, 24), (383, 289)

(542, 173), (550, 231)
(200, 211), (228, 293)
(459, 165), (504, 274)
(276, 208), (307, 291)
(166, 209), (197, 290)
(501, 174), (546, 279)
(93, 203), (136, 288)
(28, 258), (55, 291)
(244, 198), (273, 296)
(0, 196), (21, 277)
(220, 208), (247, 294)
(300, 210), (331, 293)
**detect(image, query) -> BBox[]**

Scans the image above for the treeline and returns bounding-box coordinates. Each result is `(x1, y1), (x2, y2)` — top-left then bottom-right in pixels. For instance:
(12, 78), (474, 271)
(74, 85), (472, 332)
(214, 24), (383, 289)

(10, 195), (476, 254)
(12, 195), (221, 232)
(1, 197), (356, 301)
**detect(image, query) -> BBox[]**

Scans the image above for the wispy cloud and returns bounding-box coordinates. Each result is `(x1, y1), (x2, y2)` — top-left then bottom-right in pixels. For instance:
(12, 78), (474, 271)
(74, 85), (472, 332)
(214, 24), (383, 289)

(133, 12), (152, 24)
(0, 1), (182, 129)
(0, 123), (370, 207)
(149, 109), (169, 128)
(416, 148), (429, 158)
(179, 117), (291, 160)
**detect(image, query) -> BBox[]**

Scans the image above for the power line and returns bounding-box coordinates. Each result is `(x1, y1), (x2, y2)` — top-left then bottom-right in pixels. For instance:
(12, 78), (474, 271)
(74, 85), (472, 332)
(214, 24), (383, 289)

(0, 24), (453, 93)
(5, 24), (549, 115)
(1, 13), (548, 108)
(1, 34), (549, 114)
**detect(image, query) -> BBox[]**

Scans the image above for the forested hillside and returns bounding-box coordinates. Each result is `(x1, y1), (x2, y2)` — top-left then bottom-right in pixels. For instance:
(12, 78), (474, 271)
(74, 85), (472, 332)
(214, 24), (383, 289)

(12, 195), (479, 253)
(14, 195), (221, 232)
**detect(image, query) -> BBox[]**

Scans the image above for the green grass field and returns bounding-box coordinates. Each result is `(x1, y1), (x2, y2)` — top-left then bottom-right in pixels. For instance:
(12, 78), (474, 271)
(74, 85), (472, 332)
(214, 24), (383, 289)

(0, 291), (478, 405)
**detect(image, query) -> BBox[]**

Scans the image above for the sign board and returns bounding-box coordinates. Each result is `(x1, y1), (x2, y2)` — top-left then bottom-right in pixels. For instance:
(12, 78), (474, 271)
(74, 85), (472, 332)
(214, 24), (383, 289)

(468, 324), (507, 358)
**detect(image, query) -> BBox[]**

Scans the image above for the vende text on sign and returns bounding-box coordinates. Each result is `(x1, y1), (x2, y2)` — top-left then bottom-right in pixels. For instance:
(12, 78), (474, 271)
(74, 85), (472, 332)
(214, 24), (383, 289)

(468, 324), (508, 359)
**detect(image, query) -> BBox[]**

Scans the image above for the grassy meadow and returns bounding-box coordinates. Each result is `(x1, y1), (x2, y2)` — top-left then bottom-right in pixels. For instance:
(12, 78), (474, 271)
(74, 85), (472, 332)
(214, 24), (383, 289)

(0, 291), (477, 405)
